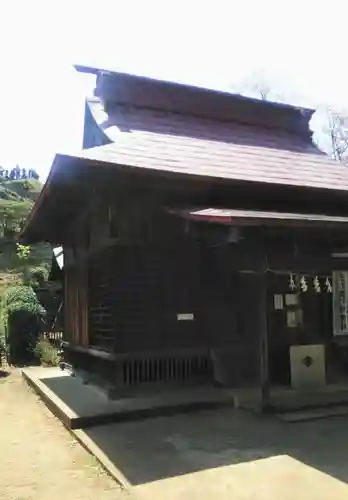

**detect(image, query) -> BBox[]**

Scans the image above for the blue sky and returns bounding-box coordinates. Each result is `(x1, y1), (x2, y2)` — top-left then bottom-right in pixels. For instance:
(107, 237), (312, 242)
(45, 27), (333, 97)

(1, 0), (347, 180)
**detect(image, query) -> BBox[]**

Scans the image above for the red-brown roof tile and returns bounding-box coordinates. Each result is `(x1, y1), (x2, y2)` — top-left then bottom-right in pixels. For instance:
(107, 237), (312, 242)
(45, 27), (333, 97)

(81, 104), (348, 192)
(82, 67), (314, 138)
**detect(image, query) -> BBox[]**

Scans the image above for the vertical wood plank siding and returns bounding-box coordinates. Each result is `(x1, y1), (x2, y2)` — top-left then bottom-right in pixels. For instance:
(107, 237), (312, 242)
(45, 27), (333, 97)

(64, 263), (89, 346)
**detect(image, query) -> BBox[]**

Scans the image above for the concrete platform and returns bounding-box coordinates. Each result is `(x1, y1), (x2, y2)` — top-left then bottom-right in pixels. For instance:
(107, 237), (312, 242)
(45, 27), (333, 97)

(277, 405), (348, 423)
(73, 405), (348, 499)
(21, 367), (348, 498)
(136, 455), (348, 500)
(234, 383), (348, 413)
(22, 366), (236, 429)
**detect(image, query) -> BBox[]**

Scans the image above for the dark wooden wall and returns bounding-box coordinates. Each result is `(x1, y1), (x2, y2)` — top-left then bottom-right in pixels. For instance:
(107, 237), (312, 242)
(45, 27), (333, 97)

(86, 240), (263, 387)
(84, 195), (248, 352)
(83, 202), (339, 352)
(88, 243), (249, 349)
(62, 182), (348, 390)
(89, 244), (197, 351)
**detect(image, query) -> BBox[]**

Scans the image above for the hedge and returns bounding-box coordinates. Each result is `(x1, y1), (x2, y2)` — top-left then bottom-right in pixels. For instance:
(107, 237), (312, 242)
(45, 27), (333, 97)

(1, 285), (46, 365)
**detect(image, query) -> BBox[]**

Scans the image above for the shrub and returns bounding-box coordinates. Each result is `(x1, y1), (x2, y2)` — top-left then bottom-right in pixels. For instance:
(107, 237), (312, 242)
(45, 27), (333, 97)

(0, 334), (5, 365)
(22, 264), (50, 287)
(2, 285), (46, 365)
(29, 265), (49, 285)
(34, 336), (61, 367)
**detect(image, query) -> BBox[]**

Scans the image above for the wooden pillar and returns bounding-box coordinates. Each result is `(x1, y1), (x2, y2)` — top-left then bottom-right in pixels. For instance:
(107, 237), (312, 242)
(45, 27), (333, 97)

(257, 272), (271, 412)
(78, 260), (89, 346)
(63, 248), (74, 344)
(63, 265), (70, 341)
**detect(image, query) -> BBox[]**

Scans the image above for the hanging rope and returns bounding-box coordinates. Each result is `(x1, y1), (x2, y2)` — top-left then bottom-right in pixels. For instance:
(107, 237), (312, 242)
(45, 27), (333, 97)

(238, 254), (334, 293)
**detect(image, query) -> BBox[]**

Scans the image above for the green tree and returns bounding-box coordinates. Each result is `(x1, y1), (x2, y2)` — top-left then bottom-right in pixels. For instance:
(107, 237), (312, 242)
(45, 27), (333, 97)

(0, 178), (51, 295)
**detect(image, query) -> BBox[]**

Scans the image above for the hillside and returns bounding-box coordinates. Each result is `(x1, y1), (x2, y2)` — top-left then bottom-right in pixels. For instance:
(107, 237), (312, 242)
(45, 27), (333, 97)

(0, 177), (51, 294)
(0, 178), (42, 201)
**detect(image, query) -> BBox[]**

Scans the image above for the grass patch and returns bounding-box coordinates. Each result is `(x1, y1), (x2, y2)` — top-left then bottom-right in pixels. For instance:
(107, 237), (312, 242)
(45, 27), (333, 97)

(34, 336), (61, 367)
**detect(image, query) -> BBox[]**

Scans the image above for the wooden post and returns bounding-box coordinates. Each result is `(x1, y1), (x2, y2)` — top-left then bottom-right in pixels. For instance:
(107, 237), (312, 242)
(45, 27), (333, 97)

(63, 249), (73, 344)
(257, 272), (271, 412)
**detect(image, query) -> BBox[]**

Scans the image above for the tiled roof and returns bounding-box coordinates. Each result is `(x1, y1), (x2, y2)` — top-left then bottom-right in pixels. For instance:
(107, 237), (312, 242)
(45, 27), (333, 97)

(80, 67), (314, 137)
(79, 104), (348, 192)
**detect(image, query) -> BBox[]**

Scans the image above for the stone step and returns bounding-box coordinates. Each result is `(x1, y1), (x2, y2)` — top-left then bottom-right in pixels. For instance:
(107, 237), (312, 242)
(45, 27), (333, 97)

(22, 367), (236, 430)
(277, 405), (348, 422)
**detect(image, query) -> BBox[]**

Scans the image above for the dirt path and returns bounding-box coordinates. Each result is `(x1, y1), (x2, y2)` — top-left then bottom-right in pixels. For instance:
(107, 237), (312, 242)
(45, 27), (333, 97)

(0, 369), (131, 500)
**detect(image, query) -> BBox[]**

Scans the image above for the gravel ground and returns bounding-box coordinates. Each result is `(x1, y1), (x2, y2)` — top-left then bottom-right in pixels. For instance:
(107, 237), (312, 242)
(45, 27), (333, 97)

(0, 369), (131, 500)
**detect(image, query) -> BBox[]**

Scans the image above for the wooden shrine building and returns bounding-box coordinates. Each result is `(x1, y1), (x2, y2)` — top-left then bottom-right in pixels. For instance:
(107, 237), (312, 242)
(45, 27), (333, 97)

(20, 66), (348, 409)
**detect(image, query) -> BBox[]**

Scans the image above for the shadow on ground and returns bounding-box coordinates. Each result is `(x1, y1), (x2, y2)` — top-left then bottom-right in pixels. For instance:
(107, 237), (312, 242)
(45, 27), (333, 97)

(84, 407), (348, 487)
(37, 372), (348, 489)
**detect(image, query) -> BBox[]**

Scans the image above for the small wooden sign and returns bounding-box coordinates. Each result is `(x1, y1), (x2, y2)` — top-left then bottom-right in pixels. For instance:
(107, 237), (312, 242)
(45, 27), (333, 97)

(286, 294), (298, 306)
(287, 311), (297, 328)
(177, 313), (194, 321)
(274, 294), (284, 310)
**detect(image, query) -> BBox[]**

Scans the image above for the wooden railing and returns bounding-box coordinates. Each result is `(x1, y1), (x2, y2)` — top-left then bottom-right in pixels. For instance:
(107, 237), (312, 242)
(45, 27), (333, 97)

(63, 343), (213, 388)
(43, 331), (64, 350)
(119, 352), (212, 386)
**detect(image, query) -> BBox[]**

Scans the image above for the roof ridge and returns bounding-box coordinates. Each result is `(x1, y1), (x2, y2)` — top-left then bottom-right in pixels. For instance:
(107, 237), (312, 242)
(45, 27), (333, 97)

(75, 64), (314, 114)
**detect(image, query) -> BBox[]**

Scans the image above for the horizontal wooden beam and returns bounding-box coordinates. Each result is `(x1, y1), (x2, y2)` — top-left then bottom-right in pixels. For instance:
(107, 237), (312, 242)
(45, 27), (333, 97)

(64, 342), (211, 362)
(62, 342), (116, 361)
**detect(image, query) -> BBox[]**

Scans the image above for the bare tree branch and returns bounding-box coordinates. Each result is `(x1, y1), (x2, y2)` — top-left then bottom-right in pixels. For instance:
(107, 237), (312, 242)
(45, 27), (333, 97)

(234, 70), (348, 166)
